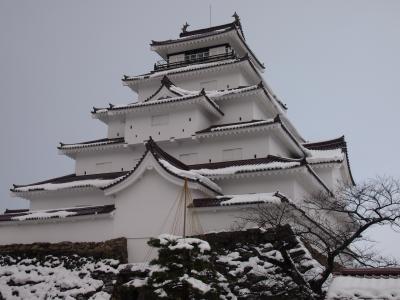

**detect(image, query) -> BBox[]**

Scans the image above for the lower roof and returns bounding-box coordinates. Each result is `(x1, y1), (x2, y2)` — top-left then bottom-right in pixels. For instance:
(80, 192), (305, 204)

(11, 171), (128, 193)
(0, 204), (115, 222)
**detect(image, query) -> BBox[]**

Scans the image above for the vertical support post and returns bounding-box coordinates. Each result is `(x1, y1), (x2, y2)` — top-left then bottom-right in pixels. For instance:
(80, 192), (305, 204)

(183, 178), (188, 238)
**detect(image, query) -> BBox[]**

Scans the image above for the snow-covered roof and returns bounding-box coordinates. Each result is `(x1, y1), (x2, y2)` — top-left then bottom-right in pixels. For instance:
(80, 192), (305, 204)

(303, 136), (355, 185)
(58, 137), (126, 151)
(150, 15), (265, 70)
(121, 56), (259, 83)
(0, 204), (115, 223)
(11, 171), (128, 194)
(188, 155), (303, 178)
(327, 268), (400, 300)
(196, 119), (277, 134)
(192, 191), (288, 208)
(92, 89), (223, 117)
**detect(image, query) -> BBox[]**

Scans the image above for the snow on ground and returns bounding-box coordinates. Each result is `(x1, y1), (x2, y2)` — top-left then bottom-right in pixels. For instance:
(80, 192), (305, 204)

(158, 234), (211, 253)
(0, 255), (118, 300)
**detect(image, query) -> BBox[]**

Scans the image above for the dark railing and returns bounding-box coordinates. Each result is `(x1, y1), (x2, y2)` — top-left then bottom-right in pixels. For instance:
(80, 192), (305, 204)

(154, 51), (236, 71)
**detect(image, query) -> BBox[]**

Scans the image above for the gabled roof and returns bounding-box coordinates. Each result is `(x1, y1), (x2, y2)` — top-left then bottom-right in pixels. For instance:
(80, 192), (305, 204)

(58, 137), (126, 150)
(101, 138), (222, 195)
(122, 56), (259, 83)
(0, 204), (115, 223)
(11, 171), (128, 194)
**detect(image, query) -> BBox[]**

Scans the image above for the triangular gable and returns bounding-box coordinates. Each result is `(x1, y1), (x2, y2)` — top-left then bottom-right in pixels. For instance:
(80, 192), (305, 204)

(103, 138), (221, 196)
(143, 76), (183, 102)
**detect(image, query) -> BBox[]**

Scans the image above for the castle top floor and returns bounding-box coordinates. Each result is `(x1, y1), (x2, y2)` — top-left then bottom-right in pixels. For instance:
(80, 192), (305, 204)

(149, 13), (265, 74)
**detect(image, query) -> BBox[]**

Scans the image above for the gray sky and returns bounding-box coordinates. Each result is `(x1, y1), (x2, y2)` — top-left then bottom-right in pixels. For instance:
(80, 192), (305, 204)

(1, 1), (399, 257)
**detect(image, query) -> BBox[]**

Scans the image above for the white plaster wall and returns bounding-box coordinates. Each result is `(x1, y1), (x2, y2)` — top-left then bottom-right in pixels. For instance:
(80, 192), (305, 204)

(28, 189), (113, 211)
(163, 133), (270, 165)
(0, 217), (113, 245)
(215, 174), (297, 200)
(75, 148), (141, 175)
(107, 118), (125, 139)
(124, 107), (212, 144)
(112, 170), (207, 262)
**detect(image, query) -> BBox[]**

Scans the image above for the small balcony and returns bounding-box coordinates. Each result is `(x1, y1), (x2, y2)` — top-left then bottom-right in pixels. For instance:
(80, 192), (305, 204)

(154, 51), (236, 72)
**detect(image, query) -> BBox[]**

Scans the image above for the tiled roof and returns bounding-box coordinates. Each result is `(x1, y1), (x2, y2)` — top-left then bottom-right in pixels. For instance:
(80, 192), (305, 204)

(303, 136), (355, 185)
(188, 155), (302, 171)
(303, 136), (347, 151)
(122, 56), (257, 82)
(58, 138), (125, 150)
(192, 191), (287, 208)
(11, 171), (128, 193)
(0, 204), (115, 222)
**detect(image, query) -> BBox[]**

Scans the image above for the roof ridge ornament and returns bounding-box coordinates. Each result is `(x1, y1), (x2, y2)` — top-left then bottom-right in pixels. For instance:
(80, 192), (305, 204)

(181, 22), (190, 33)
(161, 75), (173, 87)
(232, 12), (240, 23)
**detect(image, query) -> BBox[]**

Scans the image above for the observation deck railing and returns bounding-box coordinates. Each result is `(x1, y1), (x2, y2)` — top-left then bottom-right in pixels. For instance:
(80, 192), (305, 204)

(154, 51), (236, 71)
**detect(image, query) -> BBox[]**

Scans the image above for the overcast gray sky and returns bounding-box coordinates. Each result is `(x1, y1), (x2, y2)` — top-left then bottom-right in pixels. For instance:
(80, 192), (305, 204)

(1, 1), (399, 257)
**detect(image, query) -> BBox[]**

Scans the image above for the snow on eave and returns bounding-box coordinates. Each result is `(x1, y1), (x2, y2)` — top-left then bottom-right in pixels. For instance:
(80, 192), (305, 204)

(122, 56), (260, 85)
(11, 177), (126, 194)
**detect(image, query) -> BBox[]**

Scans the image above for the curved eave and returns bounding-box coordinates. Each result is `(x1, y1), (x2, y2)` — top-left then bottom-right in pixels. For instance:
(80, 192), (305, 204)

(304, 136), (355, 186)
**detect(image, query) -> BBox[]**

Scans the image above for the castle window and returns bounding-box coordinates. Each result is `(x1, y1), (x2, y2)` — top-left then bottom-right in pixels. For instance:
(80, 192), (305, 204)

(185, 49), (209, 62)
(116, 132), (120, 137)
(189, 117), (191, 122)
(130, 125), (133, 129)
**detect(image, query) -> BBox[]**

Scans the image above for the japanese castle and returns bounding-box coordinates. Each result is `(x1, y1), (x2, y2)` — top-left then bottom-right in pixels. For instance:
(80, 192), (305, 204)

(0, 14), (354, 263)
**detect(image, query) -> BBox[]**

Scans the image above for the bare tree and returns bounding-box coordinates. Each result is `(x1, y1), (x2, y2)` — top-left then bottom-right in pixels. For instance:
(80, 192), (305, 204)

(244, 176), (400, 295)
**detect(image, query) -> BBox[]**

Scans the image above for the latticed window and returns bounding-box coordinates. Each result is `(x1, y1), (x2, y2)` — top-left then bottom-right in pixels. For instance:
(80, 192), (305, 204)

(185, 50), (209, 62)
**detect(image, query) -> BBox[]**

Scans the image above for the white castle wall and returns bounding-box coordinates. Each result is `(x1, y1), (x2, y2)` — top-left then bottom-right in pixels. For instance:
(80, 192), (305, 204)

(75, 148), (141, 176)
(112, 169), (207, 263)
(29, 189), (114, 211)
(124, 107), (212, 144)
(0, 217), (113, 245)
